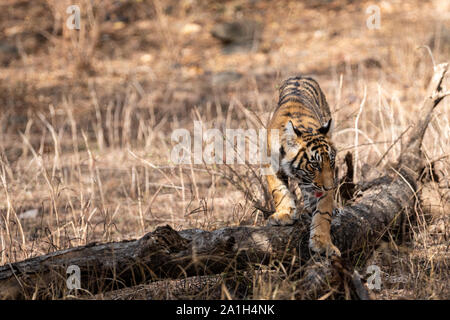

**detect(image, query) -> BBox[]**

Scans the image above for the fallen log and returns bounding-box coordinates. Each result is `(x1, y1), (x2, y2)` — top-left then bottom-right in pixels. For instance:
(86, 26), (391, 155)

(94, 275), (225, 300)
(0, 63), (448, 300)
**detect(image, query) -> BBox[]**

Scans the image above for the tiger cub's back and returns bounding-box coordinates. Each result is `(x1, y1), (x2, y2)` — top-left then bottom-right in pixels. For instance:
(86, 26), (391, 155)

(269, 76), (332, 132)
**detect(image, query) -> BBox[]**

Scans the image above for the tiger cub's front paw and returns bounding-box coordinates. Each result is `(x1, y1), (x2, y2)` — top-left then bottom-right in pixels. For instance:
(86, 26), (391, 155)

(267, 207), (297, 226)
(309, 235), (341, 257)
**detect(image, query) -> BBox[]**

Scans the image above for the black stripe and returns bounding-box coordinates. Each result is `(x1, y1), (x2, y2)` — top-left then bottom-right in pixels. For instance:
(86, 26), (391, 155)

(299, 85), (319, 105)
(306, 138), (324, 147)
(302, 80), (320, 99)
(279, 146), (286, 158)
(290, 149), (303, 167)
(296, 152), (308, 170)
(278, 96), (303, 106)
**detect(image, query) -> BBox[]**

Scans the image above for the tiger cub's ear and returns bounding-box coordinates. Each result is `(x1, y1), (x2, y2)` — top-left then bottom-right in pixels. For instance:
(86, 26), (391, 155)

(318, 119), (332, 136)
(284, 121), (300, 147)
(285, 121), (301, 136)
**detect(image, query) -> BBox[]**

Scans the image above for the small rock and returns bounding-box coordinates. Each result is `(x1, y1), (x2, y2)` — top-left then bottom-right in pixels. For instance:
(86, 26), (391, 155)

(363, 57), (382, 69)
(113, 21), (126, 30)
(313, 30), (325, 39)
(0, 41), (19, 66)
(181, 23), (201, 35)
(19, 209), (39, 220)
(211, 20), (259, 43)
(140, 53), (153, 63)
(0, 42), (18, 55)
(211, 20), (262, 53)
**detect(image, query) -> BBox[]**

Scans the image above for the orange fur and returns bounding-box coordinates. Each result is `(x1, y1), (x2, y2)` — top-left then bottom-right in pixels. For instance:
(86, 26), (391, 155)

(265, 76), (340, 256)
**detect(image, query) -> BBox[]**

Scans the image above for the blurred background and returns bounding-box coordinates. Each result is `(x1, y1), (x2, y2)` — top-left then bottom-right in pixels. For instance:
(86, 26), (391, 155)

(0, 0), (448, 299)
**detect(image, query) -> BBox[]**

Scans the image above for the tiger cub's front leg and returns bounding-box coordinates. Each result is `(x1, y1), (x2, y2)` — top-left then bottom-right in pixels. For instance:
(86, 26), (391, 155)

(266, 173), (297, 226)
(309, 191), (341, 257)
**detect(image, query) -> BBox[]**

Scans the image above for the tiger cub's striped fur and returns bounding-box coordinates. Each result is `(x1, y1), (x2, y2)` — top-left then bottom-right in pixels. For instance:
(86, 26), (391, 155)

(266, 76), (340, 257)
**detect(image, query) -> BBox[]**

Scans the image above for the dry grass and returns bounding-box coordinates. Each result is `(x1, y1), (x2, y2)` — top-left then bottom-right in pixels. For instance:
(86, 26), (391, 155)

(0, 0), (448, 299)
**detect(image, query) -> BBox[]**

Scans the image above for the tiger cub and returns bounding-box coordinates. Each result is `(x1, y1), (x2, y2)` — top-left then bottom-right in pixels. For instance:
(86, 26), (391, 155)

(266, 76), (340, 257)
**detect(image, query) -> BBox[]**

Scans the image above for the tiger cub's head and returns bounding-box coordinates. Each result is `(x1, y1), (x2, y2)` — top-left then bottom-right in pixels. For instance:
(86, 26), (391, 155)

(281, 120), (336, 192)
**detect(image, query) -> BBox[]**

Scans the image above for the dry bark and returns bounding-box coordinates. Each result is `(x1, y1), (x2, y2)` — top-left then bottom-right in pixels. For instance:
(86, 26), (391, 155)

(0, 63), (448, 300)
(94, 275), (225, 300)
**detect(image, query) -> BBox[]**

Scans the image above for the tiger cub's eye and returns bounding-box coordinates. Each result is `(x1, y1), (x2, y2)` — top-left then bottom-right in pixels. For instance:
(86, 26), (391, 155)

(310, 161), (320, 170)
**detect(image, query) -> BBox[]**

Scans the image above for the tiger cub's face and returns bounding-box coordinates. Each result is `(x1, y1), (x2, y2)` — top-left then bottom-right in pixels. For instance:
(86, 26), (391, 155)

(281, 120), (336, 193)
